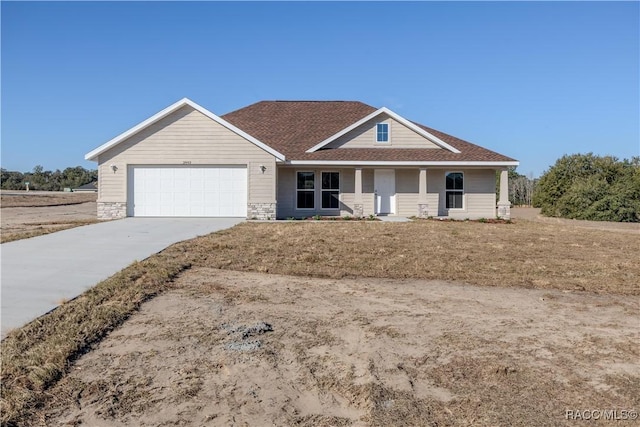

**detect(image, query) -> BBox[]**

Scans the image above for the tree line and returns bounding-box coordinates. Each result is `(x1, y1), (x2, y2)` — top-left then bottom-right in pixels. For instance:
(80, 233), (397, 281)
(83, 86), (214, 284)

(1, 166), (97, 191)
(532, 153), (639, 222)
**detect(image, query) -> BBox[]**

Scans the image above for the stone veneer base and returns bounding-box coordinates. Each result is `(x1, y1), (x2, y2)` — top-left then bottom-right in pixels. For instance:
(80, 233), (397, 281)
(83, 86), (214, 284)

(353, 203), (364, 218)
(497, 202), (512, 220)
(417, 203), (429, 218)
(248, 203), (276, 220)
(97, 202), (127, 220)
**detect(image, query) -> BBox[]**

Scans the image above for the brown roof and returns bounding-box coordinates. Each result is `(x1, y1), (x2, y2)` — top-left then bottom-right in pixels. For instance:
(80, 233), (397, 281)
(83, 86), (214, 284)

(222, 101), (516, 163)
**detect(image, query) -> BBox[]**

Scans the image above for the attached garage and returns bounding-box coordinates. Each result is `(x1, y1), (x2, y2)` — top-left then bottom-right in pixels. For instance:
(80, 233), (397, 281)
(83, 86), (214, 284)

(128, 166), (247, 217)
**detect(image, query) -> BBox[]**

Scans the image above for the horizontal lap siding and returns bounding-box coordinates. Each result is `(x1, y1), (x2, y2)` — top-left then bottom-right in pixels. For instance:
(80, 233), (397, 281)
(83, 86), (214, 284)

(277, 168), (368, 219)
(276, 169), (295, 218)
(396, 169), (419, 216)
(325, 114), (440, 149)
(431, 169), (496, 219)
(97, 106), (276, 204)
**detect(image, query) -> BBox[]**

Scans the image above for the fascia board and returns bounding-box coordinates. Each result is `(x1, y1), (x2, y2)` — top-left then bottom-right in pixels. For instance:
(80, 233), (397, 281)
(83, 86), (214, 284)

(85, 98), (285, 161)
(305, 107), (461, 154)
(287, 160), (520, 167)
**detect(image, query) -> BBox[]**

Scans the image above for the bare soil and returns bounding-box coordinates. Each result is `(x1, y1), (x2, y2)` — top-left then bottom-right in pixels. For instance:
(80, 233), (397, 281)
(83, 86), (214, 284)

(4, 208), (639, 426)
(1, 191), (98, 243)
(37, 269), (639, 426)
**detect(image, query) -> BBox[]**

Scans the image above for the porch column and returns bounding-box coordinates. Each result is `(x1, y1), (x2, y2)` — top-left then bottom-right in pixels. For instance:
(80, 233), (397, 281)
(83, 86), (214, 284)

(354, 168), (364, 217)
(497, 169), (511, 220)
(417, 168), (429, 218)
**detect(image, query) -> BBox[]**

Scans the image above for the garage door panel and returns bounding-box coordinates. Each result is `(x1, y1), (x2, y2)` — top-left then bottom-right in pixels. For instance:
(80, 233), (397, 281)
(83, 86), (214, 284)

(130, 166), (247, 217)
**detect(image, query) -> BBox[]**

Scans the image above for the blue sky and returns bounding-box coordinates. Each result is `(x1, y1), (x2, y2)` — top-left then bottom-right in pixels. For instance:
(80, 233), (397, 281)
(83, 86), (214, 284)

(2, 1), (638, 177)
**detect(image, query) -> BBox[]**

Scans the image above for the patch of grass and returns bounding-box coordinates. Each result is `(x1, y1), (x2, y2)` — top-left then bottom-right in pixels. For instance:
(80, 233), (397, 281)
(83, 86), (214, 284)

(1, 219), (100, 243)
(190, 221), (640, 295)
(0, 192), (97, 208)
(2, 219), (639, 425)
(0, 242), (194, 426)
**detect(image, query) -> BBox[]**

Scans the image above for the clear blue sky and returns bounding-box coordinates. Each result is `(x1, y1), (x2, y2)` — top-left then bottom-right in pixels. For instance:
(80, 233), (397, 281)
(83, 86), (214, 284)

(2, 1), (638, 177)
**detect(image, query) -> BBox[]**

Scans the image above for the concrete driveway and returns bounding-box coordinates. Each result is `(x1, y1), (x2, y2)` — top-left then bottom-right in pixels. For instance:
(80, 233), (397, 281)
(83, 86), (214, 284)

(1, 217), (244, 337)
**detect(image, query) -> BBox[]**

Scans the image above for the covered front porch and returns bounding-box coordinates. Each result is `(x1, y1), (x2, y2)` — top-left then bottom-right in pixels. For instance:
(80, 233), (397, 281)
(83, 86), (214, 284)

(276, 166), (511, 220)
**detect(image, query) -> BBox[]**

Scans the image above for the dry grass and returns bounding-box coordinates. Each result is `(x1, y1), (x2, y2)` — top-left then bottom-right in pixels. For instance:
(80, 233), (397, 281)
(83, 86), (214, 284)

(189, 220), (640, 295)
(0, 244), (194, 426)
(0, 192), (97, 208)
(2, 218), (638, 426)
(1, 219), (99, 243)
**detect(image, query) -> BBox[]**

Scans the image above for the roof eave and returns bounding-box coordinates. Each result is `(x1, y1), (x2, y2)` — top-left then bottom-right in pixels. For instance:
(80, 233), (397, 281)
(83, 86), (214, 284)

(305, 107), (462, 154)
(286, 160), (520, 167)
(85, 98), (286, 162)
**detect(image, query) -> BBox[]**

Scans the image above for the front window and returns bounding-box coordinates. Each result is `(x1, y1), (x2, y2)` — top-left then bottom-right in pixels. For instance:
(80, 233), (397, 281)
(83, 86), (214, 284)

(321, 172), (340, 209)
(376, 123), (389, 142)
(446, 172), (464, 209)
(297, 172), (315, 209)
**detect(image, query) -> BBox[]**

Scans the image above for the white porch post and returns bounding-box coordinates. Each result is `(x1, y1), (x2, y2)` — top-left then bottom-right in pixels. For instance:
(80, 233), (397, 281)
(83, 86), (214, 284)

(418, 168), (429, 218)
(497, 168), (511, 220)
(354, 168), (364, 217)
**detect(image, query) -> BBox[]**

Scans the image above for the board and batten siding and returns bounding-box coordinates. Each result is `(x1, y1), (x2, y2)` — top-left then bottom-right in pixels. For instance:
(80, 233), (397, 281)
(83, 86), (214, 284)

(96, 106), (277, 207)
(324, 114), (441, 149)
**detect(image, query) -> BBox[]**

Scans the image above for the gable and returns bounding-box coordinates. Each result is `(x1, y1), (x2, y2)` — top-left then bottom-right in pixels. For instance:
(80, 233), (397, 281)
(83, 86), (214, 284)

(96, 105), (278, 164)
(322, 113), (441, 150)
(85, 98), (285, 162)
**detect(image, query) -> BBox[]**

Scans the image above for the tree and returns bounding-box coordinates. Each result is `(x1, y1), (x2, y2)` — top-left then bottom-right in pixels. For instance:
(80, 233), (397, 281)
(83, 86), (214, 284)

(497, 167), (536, 206)
(0, 165), (97, 191)
(533, 153), (640, 222)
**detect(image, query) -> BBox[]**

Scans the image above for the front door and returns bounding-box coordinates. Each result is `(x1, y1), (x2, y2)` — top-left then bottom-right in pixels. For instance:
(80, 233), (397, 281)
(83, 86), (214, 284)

(374, 169), (396, 215)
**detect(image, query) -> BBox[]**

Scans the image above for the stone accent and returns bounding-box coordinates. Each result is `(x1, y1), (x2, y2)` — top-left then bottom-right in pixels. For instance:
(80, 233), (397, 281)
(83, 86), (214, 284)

(98, 202), (127, 220)
(418, 203), (429, 218)
(248, 203), (276, 220)
(353, 203), (364, 218)
(497, 202), (511, 220)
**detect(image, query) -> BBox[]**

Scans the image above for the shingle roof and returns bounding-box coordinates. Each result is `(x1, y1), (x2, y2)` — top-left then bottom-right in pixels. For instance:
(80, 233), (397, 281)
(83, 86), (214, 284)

(222, 101), (516, 163)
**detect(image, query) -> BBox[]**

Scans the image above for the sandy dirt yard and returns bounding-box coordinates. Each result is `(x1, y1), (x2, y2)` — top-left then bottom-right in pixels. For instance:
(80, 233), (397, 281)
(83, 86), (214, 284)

(1, 191), (97, 241)
(38, 269), (639, 427)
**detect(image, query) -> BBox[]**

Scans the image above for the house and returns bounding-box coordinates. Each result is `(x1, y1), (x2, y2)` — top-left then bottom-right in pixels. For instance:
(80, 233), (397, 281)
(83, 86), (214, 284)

(72, 181), (98, 192)
(85, 98), (518, 220)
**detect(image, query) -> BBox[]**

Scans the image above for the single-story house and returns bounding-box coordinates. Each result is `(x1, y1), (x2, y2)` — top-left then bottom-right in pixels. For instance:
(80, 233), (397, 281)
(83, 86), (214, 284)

(85, 98), (518, 220)
(72, 181), (98, 192)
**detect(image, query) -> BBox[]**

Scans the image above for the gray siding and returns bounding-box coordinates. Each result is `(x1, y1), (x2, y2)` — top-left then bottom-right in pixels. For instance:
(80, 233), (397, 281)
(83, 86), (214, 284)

(396, 169), (419, 216)
(97, 106), (277, 210)
(324, 114), (441, 149)
(278, 167), (497, 219)
(434, 169), (497, 219)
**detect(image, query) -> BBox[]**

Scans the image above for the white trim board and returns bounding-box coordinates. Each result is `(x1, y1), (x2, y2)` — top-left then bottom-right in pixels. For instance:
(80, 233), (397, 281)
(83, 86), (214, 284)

(288, 160), (519, 167)
(305, 107), (461, 154)
(85, 98), (286, 161)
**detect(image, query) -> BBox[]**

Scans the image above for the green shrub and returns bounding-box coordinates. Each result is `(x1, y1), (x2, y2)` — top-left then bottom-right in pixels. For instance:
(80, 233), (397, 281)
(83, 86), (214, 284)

(533, 153), (640, 222)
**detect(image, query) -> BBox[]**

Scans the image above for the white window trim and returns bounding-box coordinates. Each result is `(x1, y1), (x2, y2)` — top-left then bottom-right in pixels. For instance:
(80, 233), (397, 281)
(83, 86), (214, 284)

(445, 171), (465, 210)
(375, 122), (391, 144)
(296, 171), (316, 210)
(320, 171), (340, 210)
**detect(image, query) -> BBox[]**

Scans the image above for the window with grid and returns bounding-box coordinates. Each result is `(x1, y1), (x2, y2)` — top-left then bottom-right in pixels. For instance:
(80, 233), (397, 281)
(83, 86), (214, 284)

(376, 123), (389, 142)
(445, 172), (464, 209)
(321, 172), (340, 209)
(296, 172), (315, 209)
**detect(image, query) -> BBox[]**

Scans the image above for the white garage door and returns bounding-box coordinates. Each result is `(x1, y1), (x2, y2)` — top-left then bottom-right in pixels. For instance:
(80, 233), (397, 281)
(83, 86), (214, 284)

(129, 166), (247, 217)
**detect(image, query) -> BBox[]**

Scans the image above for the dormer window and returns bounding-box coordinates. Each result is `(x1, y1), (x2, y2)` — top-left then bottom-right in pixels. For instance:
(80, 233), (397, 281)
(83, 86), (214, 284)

(376, 123), (389, 143)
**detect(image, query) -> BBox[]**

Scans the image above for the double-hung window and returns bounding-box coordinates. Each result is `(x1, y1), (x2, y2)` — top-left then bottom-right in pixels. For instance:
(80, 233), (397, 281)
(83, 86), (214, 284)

(445, 172), (464, 209)
(297, 172), (315, 209)
(376, 123), (389, 143)
(321, 172), (340, 209)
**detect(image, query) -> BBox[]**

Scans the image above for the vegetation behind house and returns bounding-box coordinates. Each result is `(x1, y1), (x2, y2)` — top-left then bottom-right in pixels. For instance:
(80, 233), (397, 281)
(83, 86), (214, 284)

(0, 166), (97, 191)
(533, 153), (640, 222)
